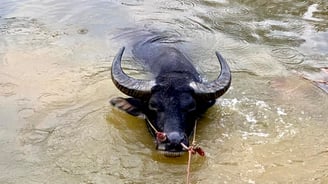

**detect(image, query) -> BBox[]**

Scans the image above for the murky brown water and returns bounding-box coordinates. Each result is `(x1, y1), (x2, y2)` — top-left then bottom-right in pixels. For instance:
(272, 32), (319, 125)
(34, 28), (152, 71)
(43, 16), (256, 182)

(1, 0), (328, 183)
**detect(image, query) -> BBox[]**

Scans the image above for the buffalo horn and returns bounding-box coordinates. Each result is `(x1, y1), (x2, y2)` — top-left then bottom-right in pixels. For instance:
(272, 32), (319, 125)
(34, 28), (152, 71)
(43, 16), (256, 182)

(111, 47), (154, 99)
(190, 51), (231, 101)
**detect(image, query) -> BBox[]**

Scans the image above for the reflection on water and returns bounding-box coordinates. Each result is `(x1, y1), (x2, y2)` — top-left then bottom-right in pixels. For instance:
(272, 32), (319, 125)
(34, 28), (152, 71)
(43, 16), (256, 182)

(0, 0), (328, 183)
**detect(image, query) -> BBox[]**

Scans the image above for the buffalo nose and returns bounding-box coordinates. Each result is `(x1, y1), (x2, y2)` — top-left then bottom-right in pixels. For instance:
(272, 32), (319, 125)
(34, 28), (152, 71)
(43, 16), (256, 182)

(167, 132), (185, 145)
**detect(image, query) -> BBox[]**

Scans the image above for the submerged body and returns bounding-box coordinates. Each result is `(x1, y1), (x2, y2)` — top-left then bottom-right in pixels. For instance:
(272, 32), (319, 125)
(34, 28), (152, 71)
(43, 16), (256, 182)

(111, 33), (231, 156)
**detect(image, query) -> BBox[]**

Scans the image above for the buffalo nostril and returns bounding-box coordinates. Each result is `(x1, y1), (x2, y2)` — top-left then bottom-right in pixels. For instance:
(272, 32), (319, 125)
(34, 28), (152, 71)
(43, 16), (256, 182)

(167, 132), (185, 145)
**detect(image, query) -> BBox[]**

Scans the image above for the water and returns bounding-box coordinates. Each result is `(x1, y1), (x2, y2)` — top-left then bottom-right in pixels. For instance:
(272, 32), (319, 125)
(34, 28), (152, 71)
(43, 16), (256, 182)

(0, 0), (328, 183)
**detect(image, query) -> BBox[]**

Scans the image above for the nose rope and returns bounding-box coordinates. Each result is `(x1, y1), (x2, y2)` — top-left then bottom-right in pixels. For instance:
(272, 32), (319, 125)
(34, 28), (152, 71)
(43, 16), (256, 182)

(145, 118), (167, 142)
(145, 118), (205, 184)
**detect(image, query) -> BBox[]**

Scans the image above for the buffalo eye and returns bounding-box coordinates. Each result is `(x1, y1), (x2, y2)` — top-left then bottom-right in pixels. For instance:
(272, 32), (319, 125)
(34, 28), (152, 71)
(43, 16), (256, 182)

(180, 95), (196, 112)
(148, 99), (163, 112)
(182, 101), (196, 112)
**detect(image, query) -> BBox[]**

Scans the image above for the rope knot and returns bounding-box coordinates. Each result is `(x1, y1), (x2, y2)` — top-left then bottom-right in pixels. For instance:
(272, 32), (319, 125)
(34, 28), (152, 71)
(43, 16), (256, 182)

(181, 143), (205, 157)
(156, 132), (167, 142)
(193, 145), (205, 157)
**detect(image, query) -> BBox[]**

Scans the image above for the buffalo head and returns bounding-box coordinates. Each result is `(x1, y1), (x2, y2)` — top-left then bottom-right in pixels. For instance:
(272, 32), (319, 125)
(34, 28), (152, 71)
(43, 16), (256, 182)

(111, 47), (231, 157)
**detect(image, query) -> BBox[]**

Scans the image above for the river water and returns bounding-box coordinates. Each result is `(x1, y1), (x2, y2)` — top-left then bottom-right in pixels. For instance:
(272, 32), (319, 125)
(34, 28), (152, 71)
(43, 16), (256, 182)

(0, 0), (328, 184)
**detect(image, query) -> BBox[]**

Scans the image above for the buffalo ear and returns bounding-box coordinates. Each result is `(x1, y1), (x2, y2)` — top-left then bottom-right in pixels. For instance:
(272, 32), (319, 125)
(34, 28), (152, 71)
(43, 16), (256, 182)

(110, 97), (145, 118)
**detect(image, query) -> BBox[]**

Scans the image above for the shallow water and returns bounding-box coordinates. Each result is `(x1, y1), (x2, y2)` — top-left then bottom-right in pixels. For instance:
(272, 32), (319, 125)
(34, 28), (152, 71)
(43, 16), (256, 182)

(0, 0), (328, 184)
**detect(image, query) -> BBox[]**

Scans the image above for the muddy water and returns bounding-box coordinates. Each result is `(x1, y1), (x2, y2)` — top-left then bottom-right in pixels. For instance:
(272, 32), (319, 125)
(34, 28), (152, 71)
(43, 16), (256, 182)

(1, 0), (328, 183)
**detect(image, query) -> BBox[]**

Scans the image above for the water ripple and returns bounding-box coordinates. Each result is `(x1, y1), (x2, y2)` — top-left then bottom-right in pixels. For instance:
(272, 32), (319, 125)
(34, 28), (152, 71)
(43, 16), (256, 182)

(0, 17), (64, 49)
(223, 6), (250, 17)
(160, 0), (195, 11)
(0, 82), (17, 97)
(221, 38), (250, 51)
(121, 0), (143, 6)
(219, 97), (297, 141)
(186, 17), (214, 33)
(271, 48), (305, 65)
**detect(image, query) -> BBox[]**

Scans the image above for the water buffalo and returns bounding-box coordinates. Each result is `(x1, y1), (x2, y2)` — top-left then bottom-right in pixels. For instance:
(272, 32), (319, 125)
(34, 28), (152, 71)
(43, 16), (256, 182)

(110, 35), (231, 157)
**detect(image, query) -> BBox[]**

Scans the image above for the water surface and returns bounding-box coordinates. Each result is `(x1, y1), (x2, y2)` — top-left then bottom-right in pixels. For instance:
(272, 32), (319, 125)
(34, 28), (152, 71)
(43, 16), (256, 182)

(0, 0), (328, 183)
